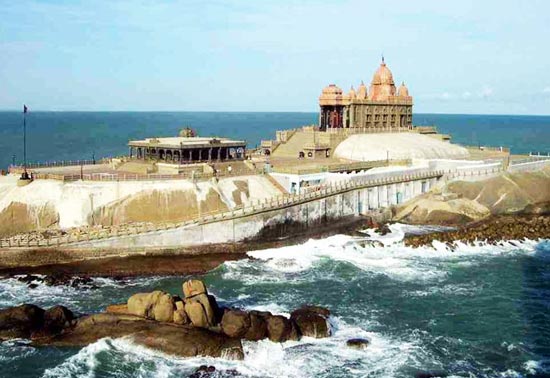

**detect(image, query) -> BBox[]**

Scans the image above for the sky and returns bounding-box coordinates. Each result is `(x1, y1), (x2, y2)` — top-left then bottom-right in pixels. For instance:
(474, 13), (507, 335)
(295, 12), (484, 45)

(1, 0), (549, 114)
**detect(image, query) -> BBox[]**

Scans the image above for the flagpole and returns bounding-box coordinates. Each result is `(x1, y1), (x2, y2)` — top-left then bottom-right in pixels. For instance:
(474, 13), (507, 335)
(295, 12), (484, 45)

(21, 105), (29, 180)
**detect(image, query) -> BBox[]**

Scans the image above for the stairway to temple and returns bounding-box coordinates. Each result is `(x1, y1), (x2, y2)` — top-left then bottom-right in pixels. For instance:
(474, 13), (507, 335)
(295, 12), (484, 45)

(271, 130), (316, 158)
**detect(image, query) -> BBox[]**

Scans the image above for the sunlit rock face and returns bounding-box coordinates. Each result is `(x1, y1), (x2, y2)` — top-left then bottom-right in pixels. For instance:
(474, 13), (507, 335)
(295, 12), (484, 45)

(334, 133), (469, 161)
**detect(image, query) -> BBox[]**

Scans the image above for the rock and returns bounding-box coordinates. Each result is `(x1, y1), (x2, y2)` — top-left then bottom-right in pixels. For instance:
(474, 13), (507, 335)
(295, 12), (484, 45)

(221, 310), (250, 338)
(243, 311), (268, 341)
(346, 338), (370, 350)
(105, 304), (129, 315)
(173, 309), (189, 325)
(183, 279), (207, 299)
(0, 304), (45, 339)
(207, 294), (223, 324)
(36, 313), (244, 359)
(43, 305), (74, 334)
(290, 306), (331, 338)
(16, 274), (40, 284)
(127, 291), (175, 322)
(265, 315), (299, 342)
(185, 293), (215, 327)
(185, 301), (209, 328)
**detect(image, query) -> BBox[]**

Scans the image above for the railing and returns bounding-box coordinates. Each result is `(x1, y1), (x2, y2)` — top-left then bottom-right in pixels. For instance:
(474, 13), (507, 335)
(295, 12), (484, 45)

(0, 170), (445, 248)
(8, 158), (112, 172)
(271, 159), (411, 175)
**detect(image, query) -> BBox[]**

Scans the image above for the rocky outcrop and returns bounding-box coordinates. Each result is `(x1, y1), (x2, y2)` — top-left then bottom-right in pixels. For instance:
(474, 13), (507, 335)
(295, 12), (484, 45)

(0, 304), (74, 340)
(0, 202), (58, 237)
(290, 305), (331, 338)
(265, 315), (300, 342)
(41, 313), (243, 359)
(0, 279), (332, 360)
(394, 167), (550, 226)
(127, 290), (175, 322)
(405, 214), (550, 247)
(393, 195), (490, 225)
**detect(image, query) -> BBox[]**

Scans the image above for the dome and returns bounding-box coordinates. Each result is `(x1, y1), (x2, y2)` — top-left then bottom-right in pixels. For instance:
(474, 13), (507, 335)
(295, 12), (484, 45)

(398, 82), (409, 97)
(348, 86), (356, 99)
(369, 58), (397, 100)
(371, 58), (395, 86)
(357, 81), (367, 99)
(321, 84), (343, 95)
(334, 133), (470, 162)
(319, 84), (347, 105)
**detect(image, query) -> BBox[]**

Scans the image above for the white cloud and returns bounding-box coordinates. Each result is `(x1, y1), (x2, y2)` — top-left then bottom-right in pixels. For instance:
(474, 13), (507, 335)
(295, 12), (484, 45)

(479, 86), (493, 98)
(462, 91), (472, 99)
(441, 92), (451, 100)
(543, 87), (550, 93)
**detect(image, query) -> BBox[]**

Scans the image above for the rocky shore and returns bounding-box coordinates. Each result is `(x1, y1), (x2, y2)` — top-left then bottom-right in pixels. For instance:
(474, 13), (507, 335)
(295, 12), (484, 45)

(0, 279), (335, 360)
(405, 214), (550, 248)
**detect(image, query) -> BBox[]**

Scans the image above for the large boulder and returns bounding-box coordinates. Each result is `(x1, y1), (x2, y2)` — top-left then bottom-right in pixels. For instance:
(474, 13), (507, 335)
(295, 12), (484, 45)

(43, 305), (74, 334)
(265, 315), (299, 342)
(0, 304), (45, 339)
(173, 300), (189, 325)
(221, 310), (250, 338)
(127, 291), (175, 323)
(243, 311), (268, 341)
(184, 294), (217, 327)
(183, 280), (207, 299)
(35, 313), (244, 359)
(290, 306), (331, 338)
(185, 301), (209, 328)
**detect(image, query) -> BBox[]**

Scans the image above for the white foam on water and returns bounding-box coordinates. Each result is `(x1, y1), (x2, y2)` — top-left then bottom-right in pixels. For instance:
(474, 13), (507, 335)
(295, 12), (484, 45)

(40, 316), (425, 378)
(0, 275), (165, 311)
(223, 224), (541, 286)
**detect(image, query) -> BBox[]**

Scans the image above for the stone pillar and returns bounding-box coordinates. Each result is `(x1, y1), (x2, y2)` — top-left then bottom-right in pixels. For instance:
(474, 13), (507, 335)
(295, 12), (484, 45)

(208, 148), (212, 161)
(129, 146), (133, 158)
(188, 149), (192, 162)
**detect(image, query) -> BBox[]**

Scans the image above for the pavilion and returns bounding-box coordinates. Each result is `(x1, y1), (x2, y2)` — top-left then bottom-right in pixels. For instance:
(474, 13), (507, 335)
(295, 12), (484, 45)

(128, 135), (246, 164)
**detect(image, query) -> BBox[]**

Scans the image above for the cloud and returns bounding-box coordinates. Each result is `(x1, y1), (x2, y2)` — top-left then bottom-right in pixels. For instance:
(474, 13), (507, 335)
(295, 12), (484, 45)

(441, 92), (451, 100)
(462, 91), (472, 99)
(544, 87), (550, 94)
(479, 86), (493, 98)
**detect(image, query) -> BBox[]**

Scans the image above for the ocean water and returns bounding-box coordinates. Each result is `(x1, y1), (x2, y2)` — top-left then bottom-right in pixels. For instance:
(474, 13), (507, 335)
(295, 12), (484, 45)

(0, 112), (549, 170)
(0, 225), (549, 378)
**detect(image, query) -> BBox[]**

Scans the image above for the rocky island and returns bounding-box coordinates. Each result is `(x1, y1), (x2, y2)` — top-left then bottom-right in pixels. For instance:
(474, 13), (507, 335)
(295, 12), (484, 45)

(0, 279), (333, 360)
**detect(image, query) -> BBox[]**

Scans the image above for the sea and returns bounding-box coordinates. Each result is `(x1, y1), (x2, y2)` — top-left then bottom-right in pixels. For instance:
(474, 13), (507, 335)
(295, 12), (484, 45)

(0, 112), (549, 169)
(0, 112), (549, 377)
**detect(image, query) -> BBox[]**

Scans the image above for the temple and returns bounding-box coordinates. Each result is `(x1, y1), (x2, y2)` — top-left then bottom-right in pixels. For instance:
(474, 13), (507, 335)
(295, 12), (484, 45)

(128, 131), (246, 164)
(319, 58), (412, 131)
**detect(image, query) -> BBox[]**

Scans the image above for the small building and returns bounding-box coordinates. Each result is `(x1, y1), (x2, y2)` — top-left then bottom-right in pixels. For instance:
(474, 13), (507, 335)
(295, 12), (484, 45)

(128, 134), (246, 164)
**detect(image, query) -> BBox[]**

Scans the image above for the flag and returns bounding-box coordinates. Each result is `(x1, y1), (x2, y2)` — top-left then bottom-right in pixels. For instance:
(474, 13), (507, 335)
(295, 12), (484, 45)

(23, 105), (28, 114)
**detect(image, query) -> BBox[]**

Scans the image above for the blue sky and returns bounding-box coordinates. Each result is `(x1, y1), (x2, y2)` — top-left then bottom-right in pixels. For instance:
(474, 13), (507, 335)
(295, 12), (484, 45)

(1, 0), (549, 114)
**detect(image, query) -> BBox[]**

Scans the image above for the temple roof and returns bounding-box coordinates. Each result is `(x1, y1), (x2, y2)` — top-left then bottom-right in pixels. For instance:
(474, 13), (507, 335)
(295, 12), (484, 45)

(129, 136), (246, 149)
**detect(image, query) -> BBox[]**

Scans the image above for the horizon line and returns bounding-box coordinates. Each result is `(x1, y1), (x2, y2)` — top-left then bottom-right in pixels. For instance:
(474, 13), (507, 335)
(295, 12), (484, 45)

(1, 109), (550, 118)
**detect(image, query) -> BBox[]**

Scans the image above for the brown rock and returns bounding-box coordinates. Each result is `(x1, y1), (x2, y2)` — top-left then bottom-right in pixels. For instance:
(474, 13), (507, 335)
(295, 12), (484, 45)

(290, 306), (331, 339)
(43, 305), (74, 334)
(221, 310), (251, 338)
(265, 315), (299, 342)
(173, 309), (189, 325)
(127, 291), (175, 323)
(183, 279), (207, 299)
(346, 338), (370, 350)
(0, 304), (45, 340)
(243, 311), (268, 341)
(185, 293), (215, 327)
(185, 301), (209, 328)
(105, 304), (129, 315)
(36, 313), (244, 359)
